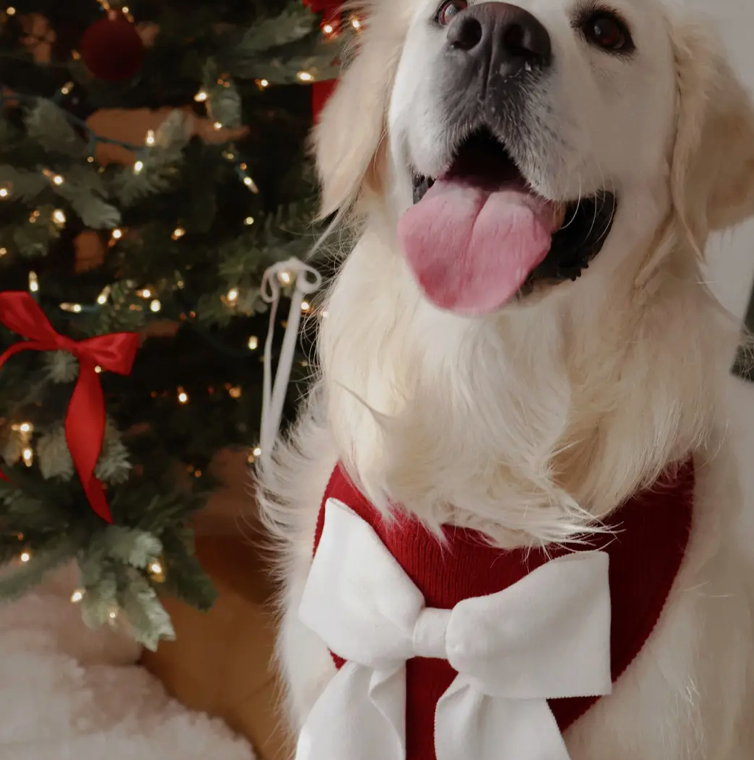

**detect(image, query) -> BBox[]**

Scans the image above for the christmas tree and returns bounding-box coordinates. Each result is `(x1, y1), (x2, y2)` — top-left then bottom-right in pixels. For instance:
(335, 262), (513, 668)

(0, 0), (347, 649)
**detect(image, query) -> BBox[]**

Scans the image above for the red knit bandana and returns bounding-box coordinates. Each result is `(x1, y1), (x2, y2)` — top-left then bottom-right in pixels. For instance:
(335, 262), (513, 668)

(313, 460), (694, 760)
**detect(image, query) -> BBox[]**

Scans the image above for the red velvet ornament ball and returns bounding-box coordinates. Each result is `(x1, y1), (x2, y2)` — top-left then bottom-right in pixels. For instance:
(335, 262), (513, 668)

(80, 13), (145, 82)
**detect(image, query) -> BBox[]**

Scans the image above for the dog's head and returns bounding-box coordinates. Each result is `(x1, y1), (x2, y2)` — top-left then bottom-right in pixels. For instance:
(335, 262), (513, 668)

(315, 0), (754, 315)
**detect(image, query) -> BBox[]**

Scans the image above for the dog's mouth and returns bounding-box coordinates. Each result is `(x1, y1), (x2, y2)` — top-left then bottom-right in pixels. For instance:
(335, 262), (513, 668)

(399, 128), (617, 315)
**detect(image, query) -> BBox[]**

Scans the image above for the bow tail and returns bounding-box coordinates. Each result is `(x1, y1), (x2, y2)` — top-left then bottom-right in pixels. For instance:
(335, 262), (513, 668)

(435, 678), (572, 760)
(66, 361), (112, 523)
(296, 662), (406, 760)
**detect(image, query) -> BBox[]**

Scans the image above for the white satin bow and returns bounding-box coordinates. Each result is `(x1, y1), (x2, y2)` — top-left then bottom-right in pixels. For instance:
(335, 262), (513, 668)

(296, 498), (612, 760)
(259, 258), (322, 462)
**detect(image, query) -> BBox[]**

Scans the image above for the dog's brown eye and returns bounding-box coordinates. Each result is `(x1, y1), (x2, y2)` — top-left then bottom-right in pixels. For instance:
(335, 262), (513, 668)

(437, 0), (468, 26)
(582, 12), (633, 53)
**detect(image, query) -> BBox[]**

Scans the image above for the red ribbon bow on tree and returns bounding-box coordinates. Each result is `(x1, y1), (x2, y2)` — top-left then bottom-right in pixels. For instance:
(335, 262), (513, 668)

(0, 292), (139, 523)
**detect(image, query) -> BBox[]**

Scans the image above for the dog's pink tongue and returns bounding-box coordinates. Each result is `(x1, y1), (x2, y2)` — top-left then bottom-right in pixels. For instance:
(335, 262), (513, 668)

(398, 180), (557, 315)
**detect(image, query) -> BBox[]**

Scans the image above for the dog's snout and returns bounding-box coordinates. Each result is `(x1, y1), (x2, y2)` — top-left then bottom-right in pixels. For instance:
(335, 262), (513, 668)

(447, 2), (551, 76)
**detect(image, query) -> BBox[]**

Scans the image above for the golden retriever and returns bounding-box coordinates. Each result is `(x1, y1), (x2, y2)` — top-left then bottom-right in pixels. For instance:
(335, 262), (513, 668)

(259, 0), (754, 757)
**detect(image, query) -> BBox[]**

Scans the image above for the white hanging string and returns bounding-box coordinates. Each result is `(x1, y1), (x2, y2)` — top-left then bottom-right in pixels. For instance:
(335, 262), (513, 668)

(259, 257), (323, 462)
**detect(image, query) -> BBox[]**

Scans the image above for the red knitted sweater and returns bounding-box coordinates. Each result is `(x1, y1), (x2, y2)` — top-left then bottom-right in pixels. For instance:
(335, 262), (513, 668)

(313, 461), (694, 760)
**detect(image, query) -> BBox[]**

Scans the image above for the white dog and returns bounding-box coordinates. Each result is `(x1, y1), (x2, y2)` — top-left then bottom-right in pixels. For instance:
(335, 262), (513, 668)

(258, 0), (754, 757)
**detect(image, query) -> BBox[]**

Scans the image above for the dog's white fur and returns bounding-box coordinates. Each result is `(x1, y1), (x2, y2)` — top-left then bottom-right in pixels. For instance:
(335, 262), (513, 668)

(258, 0), (754, 756)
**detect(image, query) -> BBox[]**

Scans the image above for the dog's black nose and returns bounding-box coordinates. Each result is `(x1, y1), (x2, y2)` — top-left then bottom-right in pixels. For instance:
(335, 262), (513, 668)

(447, 2), (551, 77)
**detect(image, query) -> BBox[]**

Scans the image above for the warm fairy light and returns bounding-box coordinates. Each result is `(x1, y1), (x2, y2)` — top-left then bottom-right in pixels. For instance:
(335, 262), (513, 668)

(51, 174), (64, 186)
(323, 23), (334, 34)
(0, 188), (9, 198)
(301, 300), (311, 312)
(278, 271), (292, 285)
(0, 248), (6, 257)
(18, 422), (32, 433)
(52, 209), (66, 226)
(322, 310), (330, 319)
(19, 551), (31, 563)
(87, 156), (94, 163)
(242, 176), (258, 191)
(6, 7), (16, 16)
(297, 71), (314, 82)
(122, 5), (129, 13)
(351, 16), (362, 29)
(194, 90), (208, 102)
(258, 79), (269, 88)
(22, 447), (33, 465)
(150, 299), (161, 313)
(150, 561), (163, 575)
(108, 609), (118, 620)
(145, 129), (155, 146)
(72, 304), (82, 313)
(94, 365), (102, 374)
(97, 286), (110, 305)
(228, 386), (242, 399)
(172, 226), (185, 240)
(244, 216), (255, 226)
(70, 589), (84, 603)
(28, 272), (39, 292)
(133, 160), (144, 174)
(71, 50), (80, 60)
(227, 287), (239, 303)
(248, 336), (259, 350)
(253, 446), (262, 458)
(177, 388), (189, 404)
(60, 81), (74, 95)
(111, 228), (123, 240)
(139, 288), (152, 298)
(213, 121), (223, 130)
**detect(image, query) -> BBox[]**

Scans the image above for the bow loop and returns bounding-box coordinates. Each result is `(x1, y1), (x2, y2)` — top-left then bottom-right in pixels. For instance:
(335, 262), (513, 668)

(77, 333), (139, 374)
(296, 497), (612, 760)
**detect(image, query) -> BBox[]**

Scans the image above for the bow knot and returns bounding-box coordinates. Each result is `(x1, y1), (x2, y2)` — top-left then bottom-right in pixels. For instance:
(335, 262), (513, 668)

(411, 607), (450, 659)
(296, 498), (612, 760)
(0, 291), (139, 522)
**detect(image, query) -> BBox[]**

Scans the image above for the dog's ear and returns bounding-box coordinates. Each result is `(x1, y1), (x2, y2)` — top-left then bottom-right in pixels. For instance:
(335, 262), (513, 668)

(312, 9), (405, 218)
(671, 21), (754, 239)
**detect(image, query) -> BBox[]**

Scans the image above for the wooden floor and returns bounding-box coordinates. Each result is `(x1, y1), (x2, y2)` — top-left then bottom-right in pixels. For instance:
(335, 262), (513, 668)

(141, 452), (292, 760)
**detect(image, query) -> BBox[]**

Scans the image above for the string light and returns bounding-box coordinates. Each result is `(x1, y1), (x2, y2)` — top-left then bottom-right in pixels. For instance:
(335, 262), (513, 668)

(351, 16), (362, 29)
(17, 422), (32, 434)
(257, 79), (269, 89)
(52, 209), (66, 227)
(149, 560), (166, 582)
(70, 589), (84, 603)
(323, 23), (334, 34)
(194, 90), (208, 102)
(227, 288), (239, 303)
(52, 174), (64, 186)
(244, 216), (255, 226)
(97, 286), (111, 305)
(248, 336), (259, 350)
(242, 176), (258, 192)
(60, 81), (74, 95)
(22, 448), (33, 466)
(94, 366), (102, 374)
(172, 226), (185, 240)
(28, 271), (39, 292)
(297, 71), (314, 83)
(177, 387), (189, 404)
(0, 188), (8, 198)
(278, 271), (292, 285)
(145, 129), (155, 146)
(213, 121), (223, 130)
(0, 248), (6, 257)
(133, 160), (144, 174)
(20, 551), (31, 563)
(253, 446), (262, 458)
(301, 300), (311, 312)
(6, 7), (16, 15)
(111, 228), (123, 240)
(108, 609), (118, 620)
(194, 469), (202, 478)
(150, 299), (161, 313)
(228, 386), (242, 399)
(138, 288), (152, 299)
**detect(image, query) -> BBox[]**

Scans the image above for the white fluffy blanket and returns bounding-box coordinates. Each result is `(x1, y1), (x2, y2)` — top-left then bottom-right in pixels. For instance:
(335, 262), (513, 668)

(0, 567), (255, 760)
